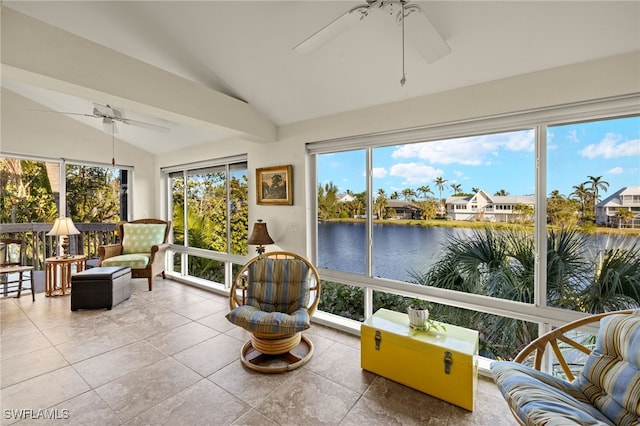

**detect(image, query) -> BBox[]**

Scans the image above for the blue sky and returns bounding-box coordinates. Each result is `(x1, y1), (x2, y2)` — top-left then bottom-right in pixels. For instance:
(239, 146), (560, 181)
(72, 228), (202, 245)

(318, 115), (640, 200)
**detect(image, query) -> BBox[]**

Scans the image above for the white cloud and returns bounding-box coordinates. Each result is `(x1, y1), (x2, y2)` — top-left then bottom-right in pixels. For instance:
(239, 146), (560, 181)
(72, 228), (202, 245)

(391, 130), (534, 165)
(371, 167), (388, 178)
(389, 163), (444, 185)
(580, 134), (640, 159)
(608, 167), (624, 174)
(567, 129), (579, 143)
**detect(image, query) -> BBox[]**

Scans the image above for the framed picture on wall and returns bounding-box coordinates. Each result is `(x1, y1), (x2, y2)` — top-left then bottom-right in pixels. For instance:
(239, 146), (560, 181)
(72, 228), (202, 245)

(256, 165), (293, 205)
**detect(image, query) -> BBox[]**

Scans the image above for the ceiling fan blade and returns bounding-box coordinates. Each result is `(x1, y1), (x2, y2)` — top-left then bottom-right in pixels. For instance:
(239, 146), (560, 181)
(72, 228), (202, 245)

(403, 5), (451, 64)
(121, 118), (170, 133)
(29, 109), (95, 118)
(293, 4), (371, 54)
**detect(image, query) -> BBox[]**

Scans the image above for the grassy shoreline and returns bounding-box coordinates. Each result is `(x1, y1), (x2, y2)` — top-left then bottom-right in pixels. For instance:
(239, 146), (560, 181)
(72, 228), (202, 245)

(322, 218), (640, 237)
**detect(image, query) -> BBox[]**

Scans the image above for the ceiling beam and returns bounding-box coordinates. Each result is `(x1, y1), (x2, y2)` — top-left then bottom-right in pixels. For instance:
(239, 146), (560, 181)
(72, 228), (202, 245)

(1, 8), (276, 142)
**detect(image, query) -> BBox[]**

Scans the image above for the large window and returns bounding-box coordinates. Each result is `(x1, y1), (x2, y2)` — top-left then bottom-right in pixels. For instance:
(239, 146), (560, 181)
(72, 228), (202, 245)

(311, 106), (640, 362)
(1, 157), (128, 223)
(166, 157), (248, 287)
(547, 116), (640, 314)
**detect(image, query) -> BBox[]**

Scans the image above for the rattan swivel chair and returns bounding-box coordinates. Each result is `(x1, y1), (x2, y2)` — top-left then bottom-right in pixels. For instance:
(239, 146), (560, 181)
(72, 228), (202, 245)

(491, 310), (638, 425)
(226, 251), (321, 373)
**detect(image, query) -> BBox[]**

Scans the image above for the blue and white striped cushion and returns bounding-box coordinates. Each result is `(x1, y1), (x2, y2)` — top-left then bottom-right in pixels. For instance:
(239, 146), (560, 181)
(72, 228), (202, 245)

(246, 258), (310, 314)
(226, 306), (310, 334)
(226, 258), (312, 335)
(491, 311), (640, 426)
(575, 311), (640, 426)
(491, 361), (614, 425)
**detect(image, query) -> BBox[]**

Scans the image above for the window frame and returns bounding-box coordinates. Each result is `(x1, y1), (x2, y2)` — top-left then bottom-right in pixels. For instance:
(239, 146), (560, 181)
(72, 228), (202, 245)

(162, 155), (249, 290)
(308, 95), (640, 336)
(0, 154), (132, 221)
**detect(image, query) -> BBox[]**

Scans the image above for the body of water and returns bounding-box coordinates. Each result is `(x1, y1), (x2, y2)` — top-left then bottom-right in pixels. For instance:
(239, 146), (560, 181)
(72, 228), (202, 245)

(317, 222), (473, 281)
(317, 222), (636, 282)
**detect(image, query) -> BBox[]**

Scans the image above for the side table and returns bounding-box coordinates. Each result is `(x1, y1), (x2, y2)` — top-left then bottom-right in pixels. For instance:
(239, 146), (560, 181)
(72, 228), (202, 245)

(45, 255), (87, 296)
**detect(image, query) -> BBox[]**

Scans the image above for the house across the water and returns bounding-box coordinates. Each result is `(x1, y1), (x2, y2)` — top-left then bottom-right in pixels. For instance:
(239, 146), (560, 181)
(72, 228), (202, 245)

(596, 186), (640, 228)
(445, 190), (535, 223)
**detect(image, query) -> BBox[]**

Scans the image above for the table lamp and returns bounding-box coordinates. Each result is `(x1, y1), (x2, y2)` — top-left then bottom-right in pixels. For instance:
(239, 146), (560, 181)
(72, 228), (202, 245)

(47, 217), (80, 258)
(247, 219), (274, 256)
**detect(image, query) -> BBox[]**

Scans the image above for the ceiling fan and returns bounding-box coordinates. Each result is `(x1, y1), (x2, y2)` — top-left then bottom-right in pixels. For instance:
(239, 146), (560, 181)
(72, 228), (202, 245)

(294, 0), (451, 85)
(31, 103), (170, 134)
(32, 103), (169, 166)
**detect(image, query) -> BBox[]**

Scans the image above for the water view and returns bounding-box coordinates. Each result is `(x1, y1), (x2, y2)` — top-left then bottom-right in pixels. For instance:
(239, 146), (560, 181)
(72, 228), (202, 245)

(318, 221), (638, 282)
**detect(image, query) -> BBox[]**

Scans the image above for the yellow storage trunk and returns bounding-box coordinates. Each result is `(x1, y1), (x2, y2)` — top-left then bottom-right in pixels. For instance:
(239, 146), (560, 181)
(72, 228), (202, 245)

(361, 308), (479, 411)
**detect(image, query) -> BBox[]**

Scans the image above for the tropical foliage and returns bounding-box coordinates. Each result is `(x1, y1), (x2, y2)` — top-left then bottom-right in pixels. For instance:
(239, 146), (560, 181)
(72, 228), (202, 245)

(318, 173), (618, 230)
(1, 159), (122, 224)
(170, 167), (249, 282)
(319, 226), (640, 360)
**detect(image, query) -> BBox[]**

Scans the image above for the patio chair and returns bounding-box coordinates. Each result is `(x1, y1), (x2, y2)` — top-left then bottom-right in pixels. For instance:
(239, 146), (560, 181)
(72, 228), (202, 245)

(98, 219), (171, 291)
(0, 238), (35, 301)
(226, 251), (322, 373)
(491, 309), (638, 425)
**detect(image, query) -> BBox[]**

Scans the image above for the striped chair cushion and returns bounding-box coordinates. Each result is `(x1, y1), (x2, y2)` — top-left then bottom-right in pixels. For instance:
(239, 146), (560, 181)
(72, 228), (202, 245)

(225, 258), (312, 335)
(246, 258), (310, 314)
(491, 310), (640, 426)
(226, 306), (310, 334)
(575, 311), (640, 426)
(491, 362), (614, 425)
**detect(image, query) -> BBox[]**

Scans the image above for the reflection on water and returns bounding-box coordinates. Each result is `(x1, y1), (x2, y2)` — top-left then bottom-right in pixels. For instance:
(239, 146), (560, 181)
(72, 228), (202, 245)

(318, 222), (473, 281)
(317, 222), (637, 282)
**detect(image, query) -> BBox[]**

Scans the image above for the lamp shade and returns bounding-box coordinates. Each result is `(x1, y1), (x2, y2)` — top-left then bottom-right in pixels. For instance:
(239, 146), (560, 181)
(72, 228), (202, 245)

(47, 217), (80, 236)
(247, 220), (274, 246)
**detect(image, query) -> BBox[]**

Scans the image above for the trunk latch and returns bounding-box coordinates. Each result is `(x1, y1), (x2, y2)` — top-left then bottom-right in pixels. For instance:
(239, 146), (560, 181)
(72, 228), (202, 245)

(375, 330), (382, 350)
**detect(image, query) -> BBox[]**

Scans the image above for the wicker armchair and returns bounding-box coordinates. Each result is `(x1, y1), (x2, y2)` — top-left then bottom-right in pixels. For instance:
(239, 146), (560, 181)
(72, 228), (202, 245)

(491, 310), (638, 425)
(98, 219), (171, 291)
(226, 251), (321, 373)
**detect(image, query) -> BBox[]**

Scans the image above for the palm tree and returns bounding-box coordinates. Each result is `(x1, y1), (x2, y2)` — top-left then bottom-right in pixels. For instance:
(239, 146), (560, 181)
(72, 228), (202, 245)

(494, 189), (509, 196)
(417, 185), (433, 200)
(402, 188), (416, 202)
(570, 183), (590, 220)
(434, 177), (447, 200)
(585, 175), (610, 219)
(375, 188), (388, 219)
(472, 187), (480, 194)
(434, 177), (447, 216)
(615, 207), (635, 228)
(390, 191), (400, 200)
(410, 226), (640, 360)
(578, 240), (640, 313)
(450, 183), (462, 195)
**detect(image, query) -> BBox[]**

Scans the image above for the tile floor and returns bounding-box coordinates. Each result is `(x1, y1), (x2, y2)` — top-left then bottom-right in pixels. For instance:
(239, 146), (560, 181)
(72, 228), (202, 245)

(1, 278), (516, 425)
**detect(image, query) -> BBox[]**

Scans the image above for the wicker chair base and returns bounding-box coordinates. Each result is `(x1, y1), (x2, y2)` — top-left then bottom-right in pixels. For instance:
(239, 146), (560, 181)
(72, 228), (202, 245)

(240, 333), (314, 373)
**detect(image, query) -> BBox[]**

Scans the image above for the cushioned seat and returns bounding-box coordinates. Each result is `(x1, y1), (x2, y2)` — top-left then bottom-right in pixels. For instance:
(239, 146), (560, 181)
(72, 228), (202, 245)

(98, 219), (170, 291)
(491, 310), (640, 426)
(102, 253), (150, 270)
(226, 251), (321, 373)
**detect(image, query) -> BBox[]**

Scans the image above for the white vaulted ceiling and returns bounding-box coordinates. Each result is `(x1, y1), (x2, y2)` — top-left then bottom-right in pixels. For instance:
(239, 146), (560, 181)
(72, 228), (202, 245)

(2, 1), (640, 153)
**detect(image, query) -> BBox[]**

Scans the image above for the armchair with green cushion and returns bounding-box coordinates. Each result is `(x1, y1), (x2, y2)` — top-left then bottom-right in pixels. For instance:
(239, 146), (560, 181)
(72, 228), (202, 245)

(98, 219), (171, 291)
